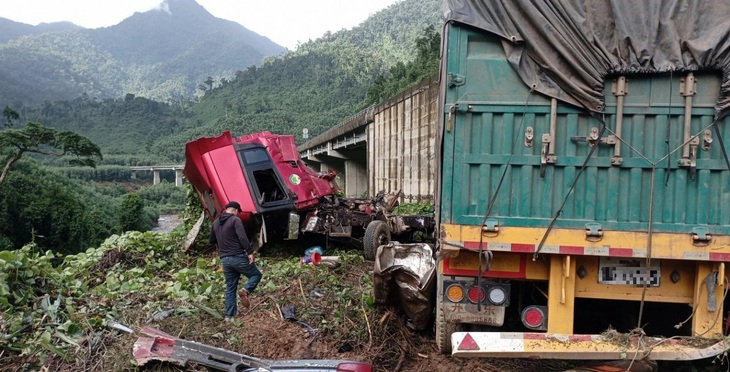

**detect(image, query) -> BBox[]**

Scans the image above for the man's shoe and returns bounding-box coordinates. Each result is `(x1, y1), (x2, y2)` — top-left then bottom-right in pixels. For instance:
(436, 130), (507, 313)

(224, 316), (233, 322)
(238, 289), (250, 309)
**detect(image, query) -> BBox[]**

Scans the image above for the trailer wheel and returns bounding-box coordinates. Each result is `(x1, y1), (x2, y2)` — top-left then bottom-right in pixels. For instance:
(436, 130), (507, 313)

(363, 220), (390, 261)
(435, 278), (463, 353)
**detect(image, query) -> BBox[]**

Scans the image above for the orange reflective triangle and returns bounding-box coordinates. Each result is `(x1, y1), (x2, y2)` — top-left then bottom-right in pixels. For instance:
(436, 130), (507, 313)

(457, 333), (479, 350)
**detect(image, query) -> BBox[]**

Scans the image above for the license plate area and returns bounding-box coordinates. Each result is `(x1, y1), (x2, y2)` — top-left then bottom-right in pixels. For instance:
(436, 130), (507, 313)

(443, 302), (505, 326)
(598, 257), (660, 286)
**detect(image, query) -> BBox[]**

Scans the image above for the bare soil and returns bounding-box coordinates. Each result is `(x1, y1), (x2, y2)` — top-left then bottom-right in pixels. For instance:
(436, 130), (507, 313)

(137, 258), (577, 372)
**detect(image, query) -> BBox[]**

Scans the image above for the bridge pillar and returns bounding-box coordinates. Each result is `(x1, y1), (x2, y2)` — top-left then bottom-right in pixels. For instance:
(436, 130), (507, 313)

(345, 160), (367, 197)
(131, 171), (137, 179)
(175, 170), (183, 187)
(153, 170), (160, 185)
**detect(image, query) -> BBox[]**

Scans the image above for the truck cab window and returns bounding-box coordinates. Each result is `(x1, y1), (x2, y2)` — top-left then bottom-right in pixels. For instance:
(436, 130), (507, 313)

(253, 169), (287, 204)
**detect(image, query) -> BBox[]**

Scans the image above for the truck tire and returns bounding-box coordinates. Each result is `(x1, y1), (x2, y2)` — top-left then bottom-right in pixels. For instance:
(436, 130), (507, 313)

(435, 277), (463, 353)
(363, 220), (390, 261)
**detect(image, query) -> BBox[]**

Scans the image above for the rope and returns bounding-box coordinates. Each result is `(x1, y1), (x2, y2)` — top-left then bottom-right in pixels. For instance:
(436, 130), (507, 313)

(532, 113), (608, 260)
(636, 166), (656, 329)
(664, 71), (674, 186)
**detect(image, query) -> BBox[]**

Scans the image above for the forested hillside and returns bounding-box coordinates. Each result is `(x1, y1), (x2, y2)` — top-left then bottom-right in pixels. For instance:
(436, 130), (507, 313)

(13, 0), (442, 162)
(0, 0), (285, 108)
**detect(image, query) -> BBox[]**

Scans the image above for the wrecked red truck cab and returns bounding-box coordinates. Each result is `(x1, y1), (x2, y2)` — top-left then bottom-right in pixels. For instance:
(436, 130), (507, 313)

(184, 130), (336, 227)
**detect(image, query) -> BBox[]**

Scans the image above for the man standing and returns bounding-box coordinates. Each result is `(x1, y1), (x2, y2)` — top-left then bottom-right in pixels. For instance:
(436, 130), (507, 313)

(209, 201), (262, 322)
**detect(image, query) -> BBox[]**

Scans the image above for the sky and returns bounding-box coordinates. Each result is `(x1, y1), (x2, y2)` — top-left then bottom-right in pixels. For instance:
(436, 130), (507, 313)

(0, 0), (402, 50)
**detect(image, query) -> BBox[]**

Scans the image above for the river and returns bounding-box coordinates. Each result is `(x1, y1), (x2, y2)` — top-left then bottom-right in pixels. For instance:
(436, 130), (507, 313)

(152, 214), (183, 234)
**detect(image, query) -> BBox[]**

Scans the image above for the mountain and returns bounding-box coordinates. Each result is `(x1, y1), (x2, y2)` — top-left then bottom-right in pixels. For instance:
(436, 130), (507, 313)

(0, 0), (285, 108)
(0, 18), (82, 43)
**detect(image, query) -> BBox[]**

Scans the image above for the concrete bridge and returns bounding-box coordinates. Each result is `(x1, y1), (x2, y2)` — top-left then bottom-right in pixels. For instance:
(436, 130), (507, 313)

(130, 165), (185, 186)
(298, 75), (439, 202)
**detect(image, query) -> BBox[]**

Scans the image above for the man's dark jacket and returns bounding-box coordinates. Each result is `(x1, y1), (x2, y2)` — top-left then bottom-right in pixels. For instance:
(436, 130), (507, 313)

(209, 213), (252, 257)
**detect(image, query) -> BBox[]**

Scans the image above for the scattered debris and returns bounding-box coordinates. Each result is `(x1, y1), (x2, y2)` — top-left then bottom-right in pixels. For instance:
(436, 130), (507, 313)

(282, 304), (319, 349)
(373, 242), (436, 330)
(146, 307), (178, 323)
(338, 342), (353, 353)
(105, 320), (133, 334)
(132, 326), (372, 371)
(300, 251), (322, 265)
(319, 256), (341, 269)
(304, 246), (324, 256)
(183, 211), (206, 252)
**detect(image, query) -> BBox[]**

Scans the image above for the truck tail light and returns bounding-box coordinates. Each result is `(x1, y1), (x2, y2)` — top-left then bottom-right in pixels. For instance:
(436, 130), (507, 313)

(521, 305), (547, 331)
(487, 286), (507, 306)
(467, 286), (485, 303)
(337, 362), (373, 372)
(446, 284), (464, 302)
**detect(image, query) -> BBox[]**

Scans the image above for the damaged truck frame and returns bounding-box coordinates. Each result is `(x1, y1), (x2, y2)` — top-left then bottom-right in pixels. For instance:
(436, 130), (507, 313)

(423, 0), (730, 363)
(184, 130), (433, 260)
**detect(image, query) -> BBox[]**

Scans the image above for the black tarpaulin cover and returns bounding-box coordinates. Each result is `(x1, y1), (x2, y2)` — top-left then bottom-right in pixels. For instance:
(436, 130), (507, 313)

(444, 0), (730, 119)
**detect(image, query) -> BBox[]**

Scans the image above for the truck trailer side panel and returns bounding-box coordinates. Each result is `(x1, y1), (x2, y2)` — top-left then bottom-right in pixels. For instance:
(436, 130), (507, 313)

(436, 2), (730, 361)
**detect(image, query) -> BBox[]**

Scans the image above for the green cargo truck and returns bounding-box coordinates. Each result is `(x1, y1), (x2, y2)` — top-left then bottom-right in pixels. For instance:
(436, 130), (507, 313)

(434, 0), (730, 361)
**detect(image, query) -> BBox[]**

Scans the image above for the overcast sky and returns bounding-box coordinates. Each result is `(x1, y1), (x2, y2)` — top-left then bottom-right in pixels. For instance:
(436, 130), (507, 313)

(0, 0), (402, 50)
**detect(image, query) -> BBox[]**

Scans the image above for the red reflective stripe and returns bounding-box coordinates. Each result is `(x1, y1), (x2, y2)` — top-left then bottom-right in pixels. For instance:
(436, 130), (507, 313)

(510, 244), (535, 253)
(559, 246), (584, 255)
(710, 252), (730, 262)
(458, 333), (480, 350)
(609, 248), (634, 257)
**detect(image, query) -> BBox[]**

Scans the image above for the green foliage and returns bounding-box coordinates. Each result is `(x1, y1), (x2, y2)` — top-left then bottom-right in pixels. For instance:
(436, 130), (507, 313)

(365, 25), (441, 105)
(118, 193), (153, 232)
(0, 0), (442, 259)
(15, 95), (190, 159)
(0, 228), (375, 368)
(392, 201), (434, 215)
(135, 182), (186, 214)
(0, 231), (222, 365)
(0, 160), (116, 255)
(3, 105), (19, 128)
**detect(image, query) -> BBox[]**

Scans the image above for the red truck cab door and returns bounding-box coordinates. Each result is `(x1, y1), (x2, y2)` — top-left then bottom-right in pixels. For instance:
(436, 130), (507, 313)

(235, 142), (296, 213)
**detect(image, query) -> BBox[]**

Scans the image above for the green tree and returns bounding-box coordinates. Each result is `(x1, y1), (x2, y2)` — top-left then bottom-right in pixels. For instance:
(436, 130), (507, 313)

(0, 111), (102, 185)
(3, 105), (19, 128)
(364, 26), (441, 105)
(118, 193), (148, 232)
